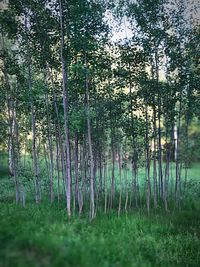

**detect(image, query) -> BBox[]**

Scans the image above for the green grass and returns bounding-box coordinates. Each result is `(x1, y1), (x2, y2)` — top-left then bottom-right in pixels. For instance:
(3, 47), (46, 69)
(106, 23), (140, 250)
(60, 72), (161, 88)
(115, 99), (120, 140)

(0, 154), (200, 267)
(0, 202), (200, 267)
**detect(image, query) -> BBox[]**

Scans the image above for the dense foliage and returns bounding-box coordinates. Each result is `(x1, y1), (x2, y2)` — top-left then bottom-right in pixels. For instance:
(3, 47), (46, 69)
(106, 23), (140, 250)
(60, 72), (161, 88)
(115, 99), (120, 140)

(0, 0), (199, 220)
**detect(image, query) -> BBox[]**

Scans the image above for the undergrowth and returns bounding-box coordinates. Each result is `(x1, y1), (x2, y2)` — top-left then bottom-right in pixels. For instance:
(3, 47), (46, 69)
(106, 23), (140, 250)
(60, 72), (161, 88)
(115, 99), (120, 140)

(0, 202), (199, 267)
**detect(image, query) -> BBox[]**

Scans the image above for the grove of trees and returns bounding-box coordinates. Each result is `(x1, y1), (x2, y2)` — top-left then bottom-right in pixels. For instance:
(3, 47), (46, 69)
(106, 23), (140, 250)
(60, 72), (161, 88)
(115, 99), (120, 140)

(0, 0), (199, 220)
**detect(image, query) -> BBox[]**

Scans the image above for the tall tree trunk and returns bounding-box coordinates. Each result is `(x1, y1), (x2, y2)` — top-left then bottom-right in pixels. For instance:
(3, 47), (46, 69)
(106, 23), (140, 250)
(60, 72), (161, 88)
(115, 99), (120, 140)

(79, 143), (85, 216)
(49, 70), (66, 197)
(43, 142), (50, 186)
(74, 132), (80, 213)
(155, 49), (163, 200)
(99, 152), (103, 196)
(145, 102), (151, 215)
(118, 146), (122, 216)
(124, 140), (129, 213)
(124, 165), (129, 213)
(152, 102), (158, 209)
(59, 0), (72, 217)
(150, 59), (158, 209)
(55, 123), (61, 202)
(183, 114), (189, 193)
(175, 99), (182, 207)
(104, 160), (108, 214)
(128, 63), (138, 209)
(44, 84), (54, 203)
(14, 99), (26, 207)
(109, 90), (115, 209)
(8, 97), (20, 204)
(84, 53), (95, 220)
(1, 35), (20, 204)
(110, 139), (115, 209)
(25, 14), (40, 204)
(163, 128), (169, 212)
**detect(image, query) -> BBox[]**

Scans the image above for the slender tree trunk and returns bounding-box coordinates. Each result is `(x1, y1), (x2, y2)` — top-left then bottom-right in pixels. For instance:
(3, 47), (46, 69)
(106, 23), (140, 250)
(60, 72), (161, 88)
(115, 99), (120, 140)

(153, 103), (158, 209)
(183, 114), (189, 193)
(79, 144), (84, 216)
(175, 101), (182, 207)
(110, 139), (115, 209)
(124, 141), (129, 213)
(1, 35), (20, 204)
(155, 50), (163, 200)
(99, 152), (103, 196)
(118, 146), (122, 216)
(150, 59), (158, 209)
(104, 160), (108, 214)
(59, 0), (72, 217)
(158, 108), (163, 199)
(14, 99), (26, 207)
(43, 143), (50, 185)
(44, 85), (54, 203)
(124, 165), (129, 213)
(132, 161), (138, 209)
(82, 134), (88, 205)
(55, 124), (61, 202)
(49, 70), (66, 197)
(145, 102), (151, 215)
(8, 98), (20, 204)
(163, 129), (169, 212)
(74, 132), (80, 213)
(24, 14), (40, 204)
(84, 53), (95, 220)
(128, 63), (138, 210)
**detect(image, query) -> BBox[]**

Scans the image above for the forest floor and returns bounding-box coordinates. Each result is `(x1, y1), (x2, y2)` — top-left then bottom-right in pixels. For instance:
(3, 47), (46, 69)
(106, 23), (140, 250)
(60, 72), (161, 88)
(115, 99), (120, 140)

(0, 202), (200, 267)
(0, 161), (200, 267)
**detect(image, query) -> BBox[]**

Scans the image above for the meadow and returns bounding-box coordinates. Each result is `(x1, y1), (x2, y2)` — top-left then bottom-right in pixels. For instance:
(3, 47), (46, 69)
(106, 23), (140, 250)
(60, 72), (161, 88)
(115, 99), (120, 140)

(0, 155), (200, 267)
(0, 201), (200, 267)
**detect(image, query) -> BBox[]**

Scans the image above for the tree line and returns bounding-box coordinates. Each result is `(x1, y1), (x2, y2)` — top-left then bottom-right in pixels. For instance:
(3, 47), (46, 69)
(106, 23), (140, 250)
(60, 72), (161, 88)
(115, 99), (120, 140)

(0, 0), (199, 219)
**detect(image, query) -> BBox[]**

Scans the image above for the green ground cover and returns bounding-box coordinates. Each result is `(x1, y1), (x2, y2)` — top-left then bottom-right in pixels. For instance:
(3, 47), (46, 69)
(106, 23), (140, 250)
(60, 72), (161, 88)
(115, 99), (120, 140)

(0, 202), (200, 267)
(0, 156), (200, 267)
